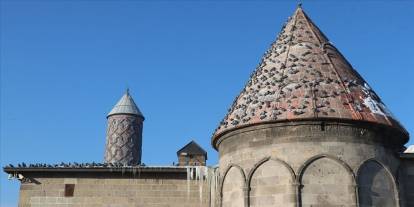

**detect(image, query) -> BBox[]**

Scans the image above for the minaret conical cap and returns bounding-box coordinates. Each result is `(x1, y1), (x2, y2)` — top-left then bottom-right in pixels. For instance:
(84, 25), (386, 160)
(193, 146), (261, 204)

(213, 7), (407, 143)
(108, 89), (144, 118)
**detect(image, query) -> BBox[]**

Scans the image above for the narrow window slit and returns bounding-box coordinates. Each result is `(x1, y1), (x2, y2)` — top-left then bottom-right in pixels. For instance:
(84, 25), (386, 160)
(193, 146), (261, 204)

(321, 122), (326, 131)
(64, 184), (75, 197)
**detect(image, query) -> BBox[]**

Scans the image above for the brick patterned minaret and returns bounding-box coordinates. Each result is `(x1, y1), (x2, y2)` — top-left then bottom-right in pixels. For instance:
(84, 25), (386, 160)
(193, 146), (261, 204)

(104, 89), (144, 165)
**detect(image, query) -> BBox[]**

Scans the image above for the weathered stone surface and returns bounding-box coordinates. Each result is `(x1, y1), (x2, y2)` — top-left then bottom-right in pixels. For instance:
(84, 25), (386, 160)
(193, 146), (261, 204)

(222, 167), (244, 207)
(358, 160), (397, 207)
(301, 157), (355, 207)
(399, 158), (414, 207)
(217, 120), (404, 207)
(249, 159), (295, 207)
(18, 174), (210, 207)
(104, 114), (143, 165)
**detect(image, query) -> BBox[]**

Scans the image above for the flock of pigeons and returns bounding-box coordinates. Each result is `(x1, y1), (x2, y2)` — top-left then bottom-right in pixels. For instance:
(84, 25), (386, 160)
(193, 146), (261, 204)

(5, 162), (146, 168)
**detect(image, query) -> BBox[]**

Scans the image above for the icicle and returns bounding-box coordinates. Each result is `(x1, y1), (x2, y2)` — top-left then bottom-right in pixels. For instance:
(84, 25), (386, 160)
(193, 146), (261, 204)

(191, 167), (195, 180)
(195, 166), (200, 181)
(132, 167), (137, 176)
(198, 166), (205, 204)
(186, 167), (191, 200)
(199, 179), (203, 205)
(184, 166), (221, 206)
(210, 167), (214, 207)
(208, 166), (220, 207)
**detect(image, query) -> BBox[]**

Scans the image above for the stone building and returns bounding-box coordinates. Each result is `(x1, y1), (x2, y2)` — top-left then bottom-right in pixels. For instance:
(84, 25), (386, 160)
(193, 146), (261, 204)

(3, 5), (414, 207)
(177, 140), (208, 166)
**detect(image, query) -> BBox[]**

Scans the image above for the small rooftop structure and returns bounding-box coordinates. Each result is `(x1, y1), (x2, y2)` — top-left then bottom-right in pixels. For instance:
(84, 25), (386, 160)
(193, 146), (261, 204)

(108, 89), (144, 118)
(177, 141), (207, 166)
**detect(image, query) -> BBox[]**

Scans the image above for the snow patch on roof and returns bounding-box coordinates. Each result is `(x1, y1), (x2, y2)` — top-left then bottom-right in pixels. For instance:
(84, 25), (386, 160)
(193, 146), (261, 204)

(404, 145), (414, 153)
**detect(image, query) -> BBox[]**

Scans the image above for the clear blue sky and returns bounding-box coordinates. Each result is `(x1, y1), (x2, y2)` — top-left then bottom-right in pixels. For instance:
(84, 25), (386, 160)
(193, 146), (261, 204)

(1, 0), (413, 206)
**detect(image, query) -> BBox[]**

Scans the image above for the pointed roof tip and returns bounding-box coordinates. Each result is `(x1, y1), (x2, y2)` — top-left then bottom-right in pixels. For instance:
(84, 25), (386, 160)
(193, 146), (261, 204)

(177, 140), (207, 157)
(294, 2), (306, 15)
(107, 90), (144, 118)
(289, 3), (330, 43)
(291, 3), (308, 23)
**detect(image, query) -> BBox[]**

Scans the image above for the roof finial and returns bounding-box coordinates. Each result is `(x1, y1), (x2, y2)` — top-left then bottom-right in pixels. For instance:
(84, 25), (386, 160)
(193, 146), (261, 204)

(126, 87), (130, 96)
(297, 2), (302, 8)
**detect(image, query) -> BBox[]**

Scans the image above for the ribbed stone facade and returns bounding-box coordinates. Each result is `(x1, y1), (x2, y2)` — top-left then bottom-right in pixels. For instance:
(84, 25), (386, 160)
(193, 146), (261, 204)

(216, 120), (406, 207)
(104, 114), (143, 165)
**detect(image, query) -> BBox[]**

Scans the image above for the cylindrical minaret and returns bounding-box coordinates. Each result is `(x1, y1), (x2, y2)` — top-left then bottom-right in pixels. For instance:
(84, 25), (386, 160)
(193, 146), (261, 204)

(104, 89), (144, 165)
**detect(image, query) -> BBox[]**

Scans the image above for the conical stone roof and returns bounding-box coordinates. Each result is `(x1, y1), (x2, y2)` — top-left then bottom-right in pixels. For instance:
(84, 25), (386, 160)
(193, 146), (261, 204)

(213, 6), (407, 141)
(108, 89), (144, 118)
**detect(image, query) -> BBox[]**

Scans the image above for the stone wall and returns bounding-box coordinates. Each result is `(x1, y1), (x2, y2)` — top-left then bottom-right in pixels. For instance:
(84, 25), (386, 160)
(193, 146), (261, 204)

(178, 154), (206, 166)
(17, 171), (210, 207)
(358, 160), (397, 207)
(300, 157), (355, 207)
(216, 120), (404, 207)
(8, 120), (411, 207)
(221, 167), (244, 207)
(400, 157), (414, 207)
(249, 159), (295, 207)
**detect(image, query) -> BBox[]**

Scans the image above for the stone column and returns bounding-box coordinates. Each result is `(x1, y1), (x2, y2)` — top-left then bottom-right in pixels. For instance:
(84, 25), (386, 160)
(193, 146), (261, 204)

(104, 114), (143, 165)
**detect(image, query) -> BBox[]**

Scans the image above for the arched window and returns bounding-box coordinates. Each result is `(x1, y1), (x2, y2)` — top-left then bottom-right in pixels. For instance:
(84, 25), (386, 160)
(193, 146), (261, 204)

(357, 160), (397, 207)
